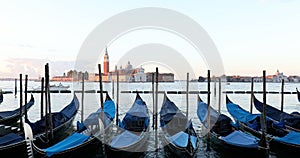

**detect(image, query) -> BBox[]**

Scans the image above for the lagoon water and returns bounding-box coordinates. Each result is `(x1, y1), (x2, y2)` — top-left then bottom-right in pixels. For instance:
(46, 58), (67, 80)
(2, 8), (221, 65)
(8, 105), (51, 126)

(1, 80), (300, 158)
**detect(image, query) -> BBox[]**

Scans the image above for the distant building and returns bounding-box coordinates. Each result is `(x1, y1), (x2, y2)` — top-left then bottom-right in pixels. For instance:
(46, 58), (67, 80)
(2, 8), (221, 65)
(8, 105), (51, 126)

(146, 72), (174, 82)
(51, 76), (73, 82)
(89, 48), (175, 82)
(51, 71), (88, 82)
(272, 69), (288, 82)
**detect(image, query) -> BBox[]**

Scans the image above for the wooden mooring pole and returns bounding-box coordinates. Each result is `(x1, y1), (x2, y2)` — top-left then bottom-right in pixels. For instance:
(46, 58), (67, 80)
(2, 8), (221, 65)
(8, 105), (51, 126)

(186, 72), (189, 119)
(24, 74), (28, 121)
(40, 77), (44, 119)
(218, 77), (221, 114)
(206, 70), (211, 151)
(81, 74), (85, 123)
(281, 79), (284, 112)
(250, 77), (254, 114)
(19, 74), (23, 131)
(15, 78), (17, 98)
(116, 70), (119, 126)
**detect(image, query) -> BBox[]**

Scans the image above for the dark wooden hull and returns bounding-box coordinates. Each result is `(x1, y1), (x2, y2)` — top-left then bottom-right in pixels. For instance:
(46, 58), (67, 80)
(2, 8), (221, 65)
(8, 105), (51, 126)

(0, 140), (28, 158)
(0, 116), (76, 158)
(204, 132), (266, 158)
(106, 131), (150, 158)
(237, 121), (300, 155)
(33, 114), (77, 148)
(161, 133), (198, 158)
(0, 95), (34, 126)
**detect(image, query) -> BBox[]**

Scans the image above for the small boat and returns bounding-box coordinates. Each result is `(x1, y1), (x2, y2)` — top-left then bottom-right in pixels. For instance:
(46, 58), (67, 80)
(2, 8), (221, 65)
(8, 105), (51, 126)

(32, 83), (70, 92)
(160, 93), (199, 158)
(0, 94), (79, 158)
(106, 93), (150, 158)
(297, 88), (300, 103)
(0, 94), (34, 126)
(253, 94), (300, 132)
(197, 95), (263, 157)
(31, 93), (116, 158)
(226, 95), (300, 155)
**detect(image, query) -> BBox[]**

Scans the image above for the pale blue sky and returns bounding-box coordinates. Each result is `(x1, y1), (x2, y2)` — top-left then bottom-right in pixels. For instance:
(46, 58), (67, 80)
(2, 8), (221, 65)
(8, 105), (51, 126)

(0, 0), (299, 79)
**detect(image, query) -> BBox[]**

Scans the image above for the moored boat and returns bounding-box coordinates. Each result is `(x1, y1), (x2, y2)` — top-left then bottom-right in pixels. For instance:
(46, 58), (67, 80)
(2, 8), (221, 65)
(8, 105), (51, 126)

(0, 94), (79, 158)
(226, 95), (300, 155)
(0, 94), (34, 126)
(31, 93), (116, 158)
(106, 93), (150, 158)
(253, 94), (300, 132)
(197, 95), (264, 157)
(160, 93), (199, 158)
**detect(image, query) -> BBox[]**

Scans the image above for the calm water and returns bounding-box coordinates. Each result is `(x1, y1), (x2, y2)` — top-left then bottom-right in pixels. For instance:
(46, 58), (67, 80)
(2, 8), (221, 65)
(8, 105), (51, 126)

(1, 80), (300, 158)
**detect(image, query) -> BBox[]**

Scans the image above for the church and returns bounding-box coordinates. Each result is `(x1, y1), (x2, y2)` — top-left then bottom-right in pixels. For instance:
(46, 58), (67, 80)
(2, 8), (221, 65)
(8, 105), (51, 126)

(101, 48), (147, 82)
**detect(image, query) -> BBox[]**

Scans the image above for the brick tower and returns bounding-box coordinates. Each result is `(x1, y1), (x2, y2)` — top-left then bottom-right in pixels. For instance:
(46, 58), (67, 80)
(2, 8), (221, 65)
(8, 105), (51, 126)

(103, 47), (109, 74)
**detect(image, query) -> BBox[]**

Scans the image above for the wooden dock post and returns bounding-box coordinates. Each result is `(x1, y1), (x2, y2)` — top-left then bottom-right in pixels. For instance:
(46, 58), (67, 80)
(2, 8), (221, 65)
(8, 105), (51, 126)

(40, 77), (44, 119)
(155, 67), (159, 154)
(15, 78), (17, 98)
(81, 74), (85, 123)
(250, 77), (254, 114)
(25, 74), (28, 120)
(98, 63), (105, 156)
(155, 67), (158, 130)
(19, 74), (23, 131)
(116, 70), (119, 126)
(152, 73), (155, 129)
(259, 70), (269, 155)
(213, 76), (216, 97)
(281, 79), (284, 112)
(218, 77), (221, 114)
(45, 63), (53, 140)
(98, 64), (104, 110)
(206, 70), (211, 151)
(186, 72), (189, 119)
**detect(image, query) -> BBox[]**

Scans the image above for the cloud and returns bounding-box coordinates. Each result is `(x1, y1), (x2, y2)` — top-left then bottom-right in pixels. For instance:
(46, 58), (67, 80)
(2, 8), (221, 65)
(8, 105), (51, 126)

(0, 58), (75, 79)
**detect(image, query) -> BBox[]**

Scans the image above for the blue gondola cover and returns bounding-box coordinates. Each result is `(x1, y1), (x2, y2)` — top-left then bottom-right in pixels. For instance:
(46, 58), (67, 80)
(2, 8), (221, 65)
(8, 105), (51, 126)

(221, 130), (259, 148)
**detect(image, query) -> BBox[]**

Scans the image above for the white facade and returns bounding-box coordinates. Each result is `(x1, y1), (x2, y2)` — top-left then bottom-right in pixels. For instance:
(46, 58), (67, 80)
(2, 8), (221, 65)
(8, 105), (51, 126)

(133, 67), (146, 82)
(273, 70), (288, 82)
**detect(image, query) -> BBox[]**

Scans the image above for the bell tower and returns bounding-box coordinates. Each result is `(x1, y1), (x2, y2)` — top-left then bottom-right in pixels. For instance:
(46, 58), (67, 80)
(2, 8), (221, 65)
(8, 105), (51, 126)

(103, 47), (109, 74)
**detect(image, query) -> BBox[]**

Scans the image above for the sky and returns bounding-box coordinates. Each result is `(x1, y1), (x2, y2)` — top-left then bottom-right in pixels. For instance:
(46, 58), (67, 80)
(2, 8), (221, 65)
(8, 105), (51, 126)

(0, 0), (299, 79)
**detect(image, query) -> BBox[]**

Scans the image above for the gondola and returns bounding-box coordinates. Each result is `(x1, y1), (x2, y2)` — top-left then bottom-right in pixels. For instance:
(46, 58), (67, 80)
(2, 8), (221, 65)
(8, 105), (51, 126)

(226, 95), (300, 155)
(297, 88), (300, 103)
(31, 93), (116, 158)
(159, 93), (199, 158)
(0, 94), (34, 126)
(197, 95), (263, 157)
(253, 94), (300, 132)
(106, 92), (150, 158)
(0, 94), (79, 158)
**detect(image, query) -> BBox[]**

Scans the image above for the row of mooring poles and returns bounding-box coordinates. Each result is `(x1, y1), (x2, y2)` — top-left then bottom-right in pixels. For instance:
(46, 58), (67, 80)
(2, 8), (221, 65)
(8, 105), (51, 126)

(19, 74), (28, 132)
